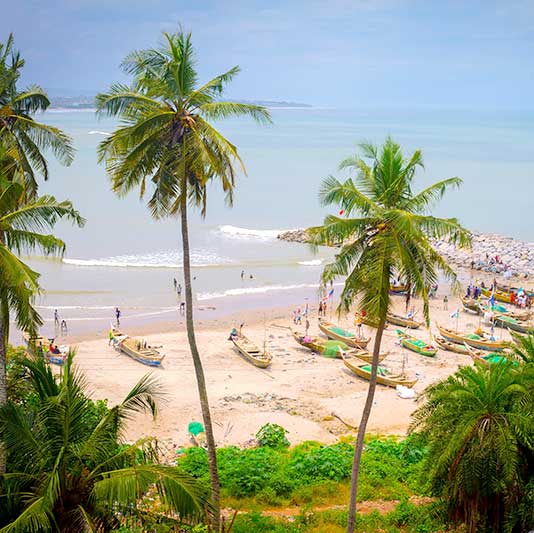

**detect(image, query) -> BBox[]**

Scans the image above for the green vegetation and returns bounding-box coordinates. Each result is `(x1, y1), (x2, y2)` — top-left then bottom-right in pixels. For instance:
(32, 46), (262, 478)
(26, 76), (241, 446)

(310, 138), (471, 530)
(177, 431), (427, 507)
(97, 30), (271, 530)
(0, 353), (209, 531)
(412, 358), (534, 532)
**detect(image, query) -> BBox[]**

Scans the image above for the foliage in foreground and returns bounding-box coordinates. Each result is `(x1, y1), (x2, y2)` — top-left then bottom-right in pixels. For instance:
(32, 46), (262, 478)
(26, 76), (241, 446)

(411, 358), (534, 533)
(177, 432), (427, 506)
(0, 354), (209, 531)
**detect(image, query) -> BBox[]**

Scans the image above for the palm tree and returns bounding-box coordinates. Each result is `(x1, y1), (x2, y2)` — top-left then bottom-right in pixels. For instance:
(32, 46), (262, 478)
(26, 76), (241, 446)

(0, 34), (74, 199)
(0, 176), (84, 472)
(96, 30), (271, 530)
(0, 352), (210, 531)
(410, 361), (534, 532)
(310, 137), (470, 532)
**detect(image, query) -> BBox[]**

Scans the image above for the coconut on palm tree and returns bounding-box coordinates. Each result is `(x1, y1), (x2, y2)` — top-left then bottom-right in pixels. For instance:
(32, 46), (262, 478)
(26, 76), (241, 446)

(310, 137), (471, 532)
(0, 34), (74, 199)
(0, 352), (210, 531)
(96, 30), (271, 530)
(411, 360), (534, 532)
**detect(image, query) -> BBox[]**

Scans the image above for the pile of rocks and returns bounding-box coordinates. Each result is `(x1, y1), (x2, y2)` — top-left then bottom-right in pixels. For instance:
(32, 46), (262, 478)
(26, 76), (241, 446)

(278, 229), (534, 280)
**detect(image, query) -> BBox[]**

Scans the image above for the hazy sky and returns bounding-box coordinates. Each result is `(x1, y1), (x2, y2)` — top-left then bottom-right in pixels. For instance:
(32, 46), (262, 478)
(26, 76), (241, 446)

(2, 0), (533, 108)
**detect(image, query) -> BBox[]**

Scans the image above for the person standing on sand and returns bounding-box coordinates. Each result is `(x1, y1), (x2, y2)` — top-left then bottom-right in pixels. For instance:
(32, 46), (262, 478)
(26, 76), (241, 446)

(60, 320), (68, 335)
(180, 301), (185, 315)
(241, 270), (245, 280)
(54, 309), (60, 328)
(443, 295), (448, 310)
(115, 307), (121, 326)
(177, 283), (182, 297)
(173, 278), (177, 290)
(355, 313), (363, 338)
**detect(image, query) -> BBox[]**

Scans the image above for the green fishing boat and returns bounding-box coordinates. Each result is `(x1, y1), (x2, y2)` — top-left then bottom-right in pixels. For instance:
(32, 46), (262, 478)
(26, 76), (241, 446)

(492, 314), (534, 334)
(396, 330), (437, 357)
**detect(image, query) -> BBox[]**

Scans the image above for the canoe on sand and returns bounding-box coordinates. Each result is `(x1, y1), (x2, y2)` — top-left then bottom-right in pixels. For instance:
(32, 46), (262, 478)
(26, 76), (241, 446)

(318, 319), (370, 349)
(231, 334), (272, 368)
(292, 331), (386, 363)
(23, 334), (68, 365)
(387, 313), (422, 329)
(464, 343), (516, 367)
(434, 335), (471, 355)
(492, 314), (534, 334)
(341, 352), (417, 388)
(436, 323), (509, 352)
(396, 330), (437, 357)
(111, 327), (165, 367)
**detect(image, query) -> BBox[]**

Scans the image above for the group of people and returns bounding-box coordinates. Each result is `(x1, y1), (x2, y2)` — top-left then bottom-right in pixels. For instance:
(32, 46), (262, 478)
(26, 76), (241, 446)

(53, 310), (68, 334)
(317, 299), (328, 317)
(240, 270), (254, 280)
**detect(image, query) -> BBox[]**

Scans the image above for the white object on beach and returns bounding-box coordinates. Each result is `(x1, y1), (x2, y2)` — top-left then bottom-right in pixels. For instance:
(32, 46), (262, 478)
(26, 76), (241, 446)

(396, 385), (416, 399)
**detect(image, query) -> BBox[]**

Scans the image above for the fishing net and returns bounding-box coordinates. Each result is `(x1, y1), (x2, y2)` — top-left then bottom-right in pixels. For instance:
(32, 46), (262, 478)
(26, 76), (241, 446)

(361, 365), (389, 376)
(322, 340), (347, 357)
(330, 327), (355, 338)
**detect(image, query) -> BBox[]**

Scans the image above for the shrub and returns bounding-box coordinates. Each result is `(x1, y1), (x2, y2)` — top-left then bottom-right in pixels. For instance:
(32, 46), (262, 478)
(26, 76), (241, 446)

(289, 442), (353, 482)
(256, 423), (290, 448)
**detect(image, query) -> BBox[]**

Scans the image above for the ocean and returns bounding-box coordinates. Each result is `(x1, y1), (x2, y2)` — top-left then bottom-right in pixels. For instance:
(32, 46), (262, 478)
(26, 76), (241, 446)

(18, 107), (534, 337)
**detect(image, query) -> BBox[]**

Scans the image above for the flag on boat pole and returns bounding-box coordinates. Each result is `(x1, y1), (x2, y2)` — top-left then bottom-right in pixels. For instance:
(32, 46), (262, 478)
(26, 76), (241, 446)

(328, 288), (334, 298)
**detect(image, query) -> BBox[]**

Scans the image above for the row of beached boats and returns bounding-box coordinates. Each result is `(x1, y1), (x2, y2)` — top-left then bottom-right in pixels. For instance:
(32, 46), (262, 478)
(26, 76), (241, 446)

(461, 297), (533, 333)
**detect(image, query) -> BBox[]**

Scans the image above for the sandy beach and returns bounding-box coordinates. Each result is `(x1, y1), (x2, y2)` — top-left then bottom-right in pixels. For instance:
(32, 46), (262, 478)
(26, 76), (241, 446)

(55, 270), (515, 455)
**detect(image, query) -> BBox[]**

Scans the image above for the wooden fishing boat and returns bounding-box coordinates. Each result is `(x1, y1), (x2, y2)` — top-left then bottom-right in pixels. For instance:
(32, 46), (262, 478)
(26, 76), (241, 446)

(231, 334), (272, 368)
(436, 323), (509, 351)
(464, 343), (516, 366)
(480, 287), (514, 304)
(23, 333), (68, 365)
(389, 284), (408, 295)
(361, 316), (380, 329)
(318, 319), (370, 349)
(492, 314), (534, 334)
(434, 335), (471, 355)
(461, 297), (482, 315)
(111, 327), (165, 367)
(292, 331), (386, 362)
(396, 330), (437, 357)
(341, 352), (417, 388)
(478, 302), (530, 321)
(386, 313), (422, 329)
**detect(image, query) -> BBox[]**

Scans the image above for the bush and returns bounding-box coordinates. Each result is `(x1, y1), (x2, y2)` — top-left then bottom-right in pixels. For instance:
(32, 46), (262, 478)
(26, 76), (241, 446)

(256, 423), (290, 448)
(289, 442), (353, 482)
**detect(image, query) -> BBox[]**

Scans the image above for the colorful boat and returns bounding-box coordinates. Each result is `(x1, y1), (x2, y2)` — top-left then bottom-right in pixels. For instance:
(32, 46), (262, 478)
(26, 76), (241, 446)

(464, 344), (516, 367)
(292, 331), (386, 363)
(480, 287), (514, 304)
(436, 324), (509, 352)
(111, 327), (165, 366)
(434, 335), (471, 355)
(387, 313), (422, 329)
(396, 330), (437, 357)
(479, 303), (530, 321)
(23, 333), (68, 365)
(492, 314), (534, 334)
(461, 297), (482, 315)
(318, 319), (370, 349)
(231, 334), (272, 368)
(341, 353), (417, 388)
(390, 284), (408, 295)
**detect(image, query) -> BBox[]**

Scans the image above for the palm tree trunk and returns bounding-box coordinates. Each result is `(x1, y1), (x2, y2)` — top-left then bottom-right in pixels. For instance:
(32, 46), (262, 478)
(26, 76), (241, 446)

(346, 318), (386, 533)
(0, 302), (7, 474)
(180, 196), (221, 531)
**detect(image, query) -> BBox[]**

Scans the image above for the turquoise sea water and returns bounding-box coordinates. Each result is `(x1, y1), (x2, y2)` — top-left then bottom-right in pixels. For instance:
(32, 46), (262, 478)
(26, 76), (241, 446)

(18, 107), (534, 337)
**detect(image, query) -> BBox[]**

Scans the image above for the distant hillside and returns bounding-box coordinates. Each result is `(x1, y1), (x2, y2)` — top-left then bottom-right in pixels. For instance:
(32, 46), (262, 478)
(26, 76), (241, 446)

(48, 94), (311, 110)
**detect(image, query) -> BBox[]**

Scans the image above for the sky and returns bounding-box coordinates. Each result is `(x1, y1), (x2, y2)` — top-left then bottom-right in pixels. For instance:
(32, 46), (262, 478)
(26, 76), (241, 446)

(1, 0), (533, 109)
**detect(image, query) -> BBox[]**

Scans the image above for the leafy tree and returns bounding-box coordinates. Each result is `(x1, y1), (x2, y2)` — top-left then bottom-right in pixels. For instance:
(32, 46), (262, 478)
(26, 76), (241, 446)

(96, 29), (271, 529)
(0, 353), (210, 531)
(0, 177), (84, 472)
(411, 361), (534, 532)
(0, 34), (74, 199)
(310, 137), (470, 532)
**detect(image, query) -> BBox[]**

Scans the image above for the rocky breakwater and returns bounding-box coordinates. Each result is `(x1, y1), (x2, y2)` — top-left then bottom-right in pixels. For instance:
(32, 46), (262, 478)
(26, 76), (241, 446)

(278, 229), (534, 279)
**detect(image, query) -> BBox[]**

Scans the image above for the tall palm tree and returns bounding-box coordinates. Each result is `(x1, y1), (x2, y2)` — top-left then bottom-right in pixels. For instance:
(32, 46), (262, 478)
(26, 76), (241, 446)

(0, 34), (74, 199)
(96, 30), (271, 530)
(0, 177), (84, 472)
(0, 352), (210, 531)
(310, 137), (470, 532)
(410, 361), (534, 532)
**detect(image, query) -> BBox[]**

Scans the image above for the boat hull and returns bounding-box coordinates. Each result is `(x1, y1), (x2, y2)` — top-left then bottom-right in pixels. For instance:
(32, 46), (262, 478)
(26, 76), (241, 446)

(342, 354), (417, 388)
(436, 324), (509, 352)
(232, 336), (272, 368)
(318, 320), (370, 349)
(387, 313), (422, 329)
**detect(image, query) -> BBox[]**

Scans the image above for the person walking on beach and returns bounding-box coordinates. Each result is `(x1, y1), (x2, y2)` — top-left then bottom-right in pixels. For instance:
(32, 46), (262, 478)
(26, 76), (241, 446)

(115, 307), (121, 326)
(177, 283), (182, 297)
(173, 278), (177, 290)
(180, 301), (185, 315)
(54, 309), (60, 328)
(443, 295), (448, 310)
(355, 313), (363, 338)
(241, 270), (245, 280)
(60, 320), (68, 335)
(318, 301), (323, 317)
